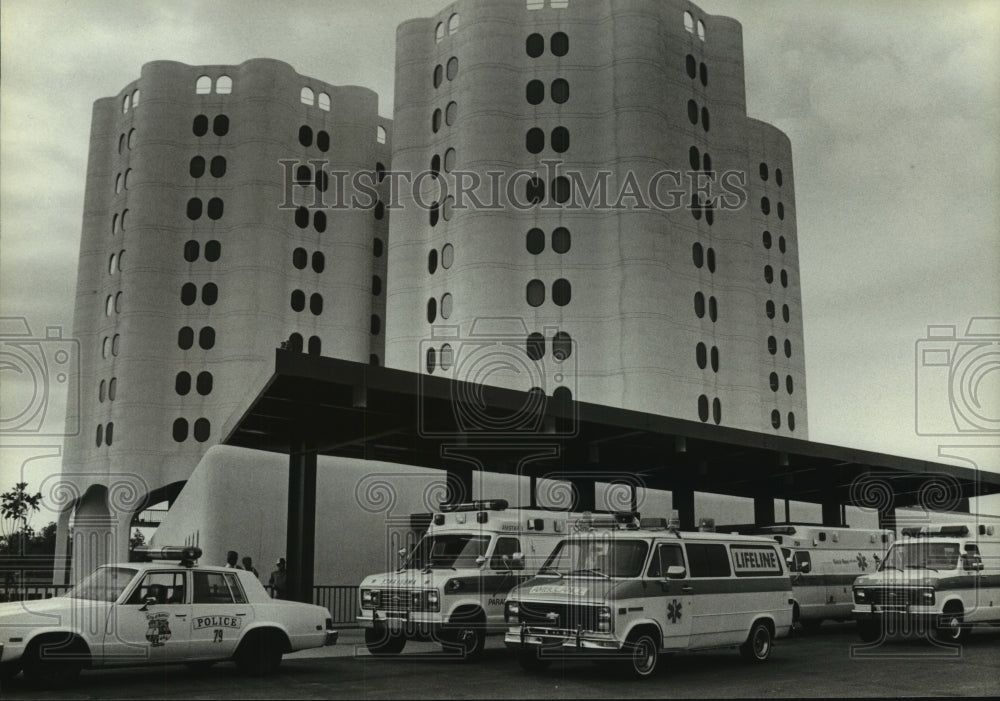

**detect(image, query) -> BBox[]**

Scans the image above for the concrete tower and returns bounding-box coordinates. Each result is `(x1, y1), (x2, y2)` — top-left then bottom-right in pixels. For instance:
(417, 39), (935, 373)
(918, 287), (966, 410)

(60, 59), (390, 575)
(386, 0), (807, 436)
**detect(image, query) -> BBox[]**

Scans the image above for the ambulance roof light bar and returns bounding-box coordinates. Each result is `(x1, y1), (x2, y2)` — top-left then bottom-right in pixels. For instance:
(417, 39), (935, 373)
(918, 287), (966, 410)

(900, 525), (970, 538)
(439, 499), (509, 513)
(133, 545), (202, 567)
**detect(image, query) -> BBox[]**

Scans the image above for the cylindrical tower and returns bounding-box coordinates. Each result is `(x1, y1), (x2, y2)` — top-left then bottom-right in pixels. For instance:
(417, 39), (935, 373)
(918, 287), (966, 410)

(386, 0), (807, 436)
(61, 59), (391, 570)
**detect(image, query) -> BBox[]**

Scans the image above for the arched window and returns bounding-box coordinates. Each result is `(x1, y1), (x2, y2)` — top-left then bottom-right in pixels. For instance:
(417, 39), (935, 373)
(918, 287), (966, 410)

(684, 11), (695, 33)
(448, 13), (460, 35)
(318, 92), (330, 111)
(309, 336), (322, 356)
(196, 75), (212, 94)
(215, 75), (232, 94)
(301, 87), (315, 106)
(377, 126), (387, 144)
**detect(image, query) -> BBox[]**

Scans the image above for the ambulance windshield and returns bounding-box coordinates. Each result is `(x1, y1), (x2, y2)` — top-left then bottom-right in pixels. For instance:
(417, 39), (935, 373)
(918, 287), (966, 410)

(404, 534), (490, 570)
(69, 566), (139, 602)
(542, 538), (649, 578)
(880, 542), (960, 572)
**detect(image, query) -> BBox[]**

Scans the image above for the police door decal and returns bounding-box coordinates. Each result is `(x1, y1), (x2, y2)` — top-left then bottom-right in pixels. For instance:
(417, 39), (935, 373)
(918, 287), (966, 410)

(145, 612), (172, 647)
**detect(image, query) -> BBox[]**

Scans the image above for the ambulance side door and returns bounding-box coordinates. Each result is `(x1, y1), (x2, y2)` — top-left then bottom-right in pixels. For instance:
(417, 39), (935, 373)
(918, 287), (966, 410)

(647, 542), (692, 650)
(188, 571), (252, 660)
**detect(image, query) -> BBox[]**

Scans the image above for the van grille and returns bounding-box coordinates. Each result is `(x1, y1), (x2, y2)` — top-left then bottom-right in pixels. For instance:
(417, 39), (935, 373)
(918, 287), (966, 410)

(519, 601), (601, 631)
(868, 588), (924, 606)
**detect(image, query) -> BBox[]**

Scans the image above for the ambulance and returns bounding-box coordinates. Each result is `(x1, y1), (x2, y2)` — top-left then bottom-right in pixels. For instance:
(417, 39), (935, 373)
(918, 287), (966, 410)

(504, 512), (794, 678)
(722, 523), (893, 630)
(852, 523), (1000, 643)
(357, 499), (579, 659)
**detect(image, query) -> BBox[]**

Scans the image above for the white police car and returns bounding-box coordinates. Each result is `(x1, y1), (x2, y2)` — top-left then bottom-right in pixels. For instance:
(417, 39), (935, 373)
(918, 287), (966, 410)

(0, 546), (336, 685)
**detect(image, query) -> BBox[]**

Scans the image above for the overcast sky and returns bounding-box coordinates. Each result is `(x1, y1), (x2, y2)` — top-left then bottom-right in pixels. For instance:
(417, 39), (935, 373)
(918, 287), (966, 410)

(1, 0), (998, 519)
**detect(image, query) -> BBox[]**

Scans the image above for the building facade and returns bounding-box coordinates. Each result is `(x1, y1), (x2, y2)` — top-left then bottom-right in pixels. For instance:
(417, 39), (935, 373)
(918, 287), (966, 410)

(385, 0), (807, 436)
(59, 59), (391, 574)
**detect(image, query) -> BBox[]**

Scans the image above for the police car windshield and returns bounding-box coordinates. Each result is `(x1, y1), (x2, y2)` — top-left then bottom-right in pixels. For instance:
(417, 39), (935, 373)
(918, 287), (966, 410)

(881, 542), (959, 572)
(404, 534), (490, 570)
(543, 538), (649, 578)
(68, 566), (138, 602)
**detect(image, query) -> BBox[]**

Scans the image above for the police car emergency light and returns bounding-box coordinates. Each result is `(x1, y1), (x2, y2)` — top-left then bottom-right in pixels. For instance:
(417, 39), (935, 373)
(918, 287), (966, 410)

(132, 545), (202, 566)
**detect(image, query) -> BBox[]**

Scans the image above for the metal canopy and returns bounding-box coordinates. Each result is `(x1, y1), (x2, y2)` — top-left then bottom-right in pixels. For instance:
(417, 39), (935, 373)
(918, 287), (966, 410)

(224, 350), (999, 510)
(222, 350), (999, 602)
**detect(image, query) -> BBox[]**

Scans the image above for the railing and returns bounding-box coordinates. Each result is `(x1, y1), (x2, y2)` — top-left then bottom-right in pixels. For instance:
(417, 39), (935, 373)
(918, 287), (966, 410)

(0, 584), (73, 602)
(1, 583), (360, 626)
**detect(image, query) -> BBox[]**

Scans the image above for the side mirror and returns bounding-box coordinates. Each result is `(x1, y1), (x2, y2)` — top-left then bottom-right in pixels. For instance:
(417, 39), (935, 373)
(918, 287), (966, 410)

(666, 565), (686, 579)
(798, 561), (811, 574)
(139, 596), (157, 611)
(503, 552), (525, 571)
(475, 555), (486, 566)
(786, 558), (796, 572)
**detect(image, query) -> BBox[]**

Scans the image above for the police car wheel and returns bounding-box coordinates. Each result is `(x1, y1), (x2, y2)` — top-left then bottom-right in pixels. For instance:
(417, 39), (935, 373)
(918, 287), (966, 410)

(365, 627), (407, 655)
(515, 648), (551, 673)
(20, 636), (84, 687)
(623, 632), (659, 678)
(857, 621), (881, 643)
(739, 621), (772, 663)
(234, 631), (283, 675)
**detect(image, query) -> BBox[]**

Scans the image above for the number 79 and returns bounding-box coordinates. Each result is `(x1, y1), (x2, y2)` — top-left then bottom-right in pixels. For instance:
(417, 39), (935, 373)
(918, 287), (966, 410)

(213, 629), (223, 643)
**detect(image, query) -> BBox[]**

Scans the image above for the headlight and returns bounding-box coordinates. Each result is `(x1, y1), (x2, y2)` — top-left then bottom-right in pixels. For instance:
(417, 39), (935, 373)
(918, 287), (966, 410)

(921, 589), (935, 605)
(426, 590), (440, 612)
(505, 600), (520, 623)
(853, 588), (868, 603)
(597, 606), (612, 632)
(361, 589), (374, 609)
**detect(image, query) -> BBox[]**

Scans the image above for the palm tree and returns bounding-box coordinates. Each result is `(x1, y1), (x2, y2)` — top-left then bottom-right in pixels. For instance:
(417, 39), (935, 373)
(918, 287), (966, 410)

(1, 482), (43, 554)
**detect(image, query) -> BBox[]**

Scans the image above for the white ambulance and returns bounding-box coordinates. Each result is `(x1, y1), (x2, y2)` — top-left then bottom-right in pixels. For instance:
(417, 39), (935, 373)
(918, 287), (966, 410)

(852, 523), (1000, 642)
(357, 499), (578, 659)
(504, 513), (794, 678)
(724, 523), (893, 630)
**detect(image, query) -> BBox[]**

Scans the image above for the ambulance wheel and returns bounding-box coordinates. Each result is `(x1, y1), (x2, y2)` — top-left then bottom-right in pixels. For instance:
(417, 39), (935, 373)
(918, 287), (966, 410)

(934, 608), (970, 644)
(800, 618), (823, 633)
(622, 630), (660, 679)
(365, 627), (407, 655)
(516, 647), (551, 673)
(441, 625), (485, 660)
(0, 661), (19, 683)
(739, 621), (773, 663)
(857, 620), (881, 643)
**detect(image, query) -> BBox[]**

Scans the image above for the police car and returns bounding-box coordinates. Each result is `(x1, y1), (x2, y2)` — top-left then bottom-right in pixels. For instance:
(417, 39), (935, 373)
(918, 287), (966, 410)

(504, 512), (794, 678)
(0, 546), (337, 685)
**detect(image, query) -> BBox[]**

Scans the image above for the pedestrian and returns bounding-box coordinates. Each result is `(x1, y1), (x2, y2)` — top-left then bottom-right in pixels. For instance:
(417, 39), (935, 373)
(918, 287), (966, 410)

(242, 556), (259, 578)
(269, 558), (287, 599)
(224, 550), (244, 569)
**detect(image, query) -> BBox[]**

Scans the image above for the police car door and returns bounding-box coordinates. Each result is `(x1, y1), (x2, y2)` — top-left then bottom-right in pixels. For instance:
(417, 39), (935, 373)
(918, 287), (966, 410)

(106, 570), (191, 664)
(647, 542), (692, 649)
(189, 571), (251, 659)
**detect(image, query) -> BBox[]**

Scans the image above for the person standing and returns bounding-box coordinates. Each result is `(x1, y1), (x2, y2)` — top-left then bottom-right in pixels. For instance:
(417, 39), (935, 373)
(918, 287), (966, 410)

(224, 550), (243, 569)
(269, 558), (287, 599)
(242, 556), (260, 578)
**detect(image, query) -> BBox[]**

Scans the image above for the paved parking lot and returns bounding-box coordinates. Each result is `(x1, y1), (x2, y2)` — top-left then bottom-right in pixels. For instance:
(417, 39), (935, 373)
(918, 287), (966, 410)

(3, 623), (999, 699)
